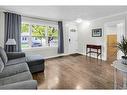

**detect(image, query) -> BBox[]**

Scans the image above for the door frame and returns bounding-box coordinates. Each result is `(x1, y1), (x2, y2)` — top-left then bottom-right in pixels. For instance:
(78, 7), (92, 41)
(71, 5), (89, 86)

(104, 20), (125, 61)
(68, 25), (78, 54)
(107, 34), (117, 62)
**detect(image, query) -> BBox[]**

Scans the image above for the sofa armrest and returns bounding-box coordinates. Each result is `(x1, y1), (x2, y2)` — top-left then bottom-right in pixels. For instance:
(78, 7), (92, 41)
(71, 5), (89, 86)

(6, 52), (26, 60)
(0, 80), (37, 89)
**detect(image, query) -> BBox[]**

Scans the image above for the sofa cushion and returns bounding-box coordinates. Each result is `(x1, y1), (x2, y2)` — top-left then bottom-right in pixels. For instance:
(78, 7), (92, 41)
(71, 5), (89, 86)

(0, 58), (4, 73)
(0, 47), (8, 64)
(0, 62), (29, 78)
(6, 57), (26, 66)
(0, 71), (32, 86)
(0, 80), (37, 89)
(7, 52), (25, 60)
(26, 55), (45, 66)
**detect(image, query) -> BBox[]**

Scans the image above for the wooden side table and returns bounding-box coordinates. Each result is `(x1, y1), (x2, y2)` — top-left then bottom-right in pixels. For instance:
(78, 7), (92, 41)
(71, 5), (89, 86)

(112, 60), (127, 89)
(86, 44), (102, 59)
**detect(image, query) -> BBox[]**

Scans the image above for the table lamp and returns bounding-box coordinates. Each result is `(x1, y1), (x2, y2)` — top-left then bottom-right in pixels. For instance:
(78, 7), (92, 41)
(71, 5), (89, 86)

(6, 39), (16, 52)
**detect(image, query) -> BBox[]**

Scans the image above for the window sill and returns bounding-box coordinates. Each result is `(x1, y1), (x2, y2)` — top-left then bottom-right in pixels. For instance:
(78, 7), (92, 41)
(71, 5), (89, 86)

(22, 46), (58, 51)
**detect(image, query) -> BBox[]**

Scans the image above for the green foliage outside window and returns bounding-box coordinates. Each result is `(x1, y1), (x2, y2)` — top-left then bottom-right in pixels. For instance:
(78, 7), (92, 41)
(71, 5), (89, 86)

(32, 25), (46, 40)
(21, 23), (58, 39)
(21, 23), (29, 33)
(47, 26), (58, 39)
(21, 23), (58, 48)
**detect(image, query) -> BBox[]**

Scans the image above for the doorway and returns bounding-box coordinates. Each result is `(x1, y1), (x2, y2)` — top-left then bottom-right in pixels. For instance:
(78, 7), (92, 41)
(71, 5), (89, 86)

(104, 20), (125, 62)
(68, 26), (78, 54)
(107, 35), (117, 62)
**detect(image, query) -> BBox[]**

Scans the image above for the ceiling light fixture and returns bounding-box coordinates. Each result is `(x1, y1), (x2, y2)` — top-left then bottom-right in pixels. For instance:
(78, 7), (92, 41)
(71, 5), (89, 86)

(76, 18), (83, 23)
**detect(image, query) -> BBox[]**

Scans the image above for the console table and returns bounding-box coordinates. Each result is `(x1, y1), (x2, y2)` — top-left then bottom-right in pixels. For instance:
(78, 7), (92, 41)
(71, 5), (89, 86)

(86, 44), (102, 59)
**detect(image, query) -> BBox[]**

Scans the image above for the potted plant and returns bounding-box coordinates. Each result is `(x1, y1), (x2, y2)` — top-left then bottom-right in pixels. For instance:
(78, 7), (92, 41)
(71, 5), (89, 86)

(117, 36), (127, 64)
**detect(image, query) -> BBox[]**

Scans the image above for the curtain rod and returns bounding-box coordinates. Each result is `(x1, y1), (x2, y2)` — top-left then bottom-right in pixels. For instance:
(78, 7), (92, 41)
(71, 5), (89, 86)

(0, 8), (59, 22)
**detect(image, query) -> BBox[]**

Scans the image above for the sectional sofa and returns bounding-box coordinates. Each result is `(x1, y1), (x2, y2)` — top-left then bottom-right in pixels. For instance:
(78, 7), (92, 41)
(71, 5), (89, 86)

(0, 46), (37, 89)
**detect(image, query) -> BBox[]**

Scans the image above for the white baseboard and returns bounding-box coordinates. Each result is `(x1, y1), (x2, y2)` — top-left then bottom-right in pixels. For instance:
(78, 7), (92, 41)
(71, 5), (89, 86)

(44, 52), (79, 59)
(77, 52), (106, 61)
(44, 52), (105, 61)
(77, 52), (85, 55)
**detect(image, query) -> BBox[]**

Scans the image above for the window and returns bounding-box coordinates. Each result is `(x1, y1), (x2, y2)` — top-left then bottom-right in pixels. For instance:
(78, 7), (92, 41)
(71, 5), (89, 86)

(21, 23), (58, 49)
(21, 23), (30, 49)
(47, 26), (58, 47)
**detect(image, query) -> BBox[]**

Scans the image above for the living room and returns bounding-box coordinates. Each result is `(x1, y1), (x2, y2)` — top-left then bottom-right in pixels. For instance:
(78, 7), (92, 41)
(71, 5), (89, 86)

(0, 4), (127, 95)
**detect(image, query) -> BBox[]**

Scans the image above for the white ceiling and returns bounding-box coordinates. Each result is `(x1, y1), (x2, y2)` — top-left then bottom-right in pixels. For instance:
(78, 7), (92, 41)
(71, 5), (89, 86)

(1, 6), (127, 21)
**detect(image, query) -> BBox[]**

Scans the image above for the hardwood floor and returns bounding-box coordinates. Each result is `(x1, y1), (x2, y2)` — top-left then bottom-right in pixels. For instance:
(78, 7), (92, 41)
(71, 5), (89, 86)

(33, 54), (114, 89)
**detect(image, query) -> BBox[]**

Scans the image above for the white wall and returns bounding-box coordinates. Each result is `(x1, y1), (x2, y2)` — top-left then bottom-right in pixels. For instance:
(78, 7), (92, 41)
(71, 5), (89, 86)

(0, 12), (4, 48)
(77, 13), (127, 60)
(23, 47), (58, 58)
(106, 25), (117, 35)
(77, 21), (91, 54)
(117, 23), (125, 59)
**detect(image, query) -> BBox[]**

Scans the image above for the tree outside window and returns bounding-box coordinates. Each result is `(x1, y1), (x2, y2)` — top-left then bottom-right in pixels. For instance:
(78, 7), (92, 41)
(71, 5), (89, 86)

(21, 23), (58, 49)
(47, 26), (58, 46)
(21, 23), (30, 48)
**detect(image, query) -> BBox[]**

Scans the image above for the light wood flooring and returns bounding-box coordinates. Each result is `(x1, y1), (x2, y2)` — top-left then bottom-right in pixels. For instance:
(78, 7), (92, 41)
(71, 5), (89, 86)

(33, 54), (114, 89)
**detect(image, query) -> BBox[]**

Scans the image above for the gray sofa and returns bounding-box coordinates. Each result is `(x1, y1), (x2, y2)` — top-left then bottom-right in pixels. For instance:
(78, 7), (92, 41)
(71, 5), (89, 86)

(26, 55), (45, 73)
(0, 46), (37, 89)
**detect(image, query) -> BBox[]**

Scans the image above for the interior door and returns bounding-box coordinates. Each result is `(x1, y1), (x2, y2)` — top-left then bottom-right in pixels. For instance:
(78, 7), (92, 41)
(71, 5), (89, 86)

(107, 35), (117, 62)
(68, 28), (78, 54)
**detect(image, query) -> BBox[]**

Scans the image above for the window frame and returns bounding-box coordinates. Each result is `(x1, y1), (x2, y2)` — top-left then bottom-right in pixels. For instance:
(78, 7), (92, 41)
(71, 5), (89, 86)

(21, 22), (58, 50)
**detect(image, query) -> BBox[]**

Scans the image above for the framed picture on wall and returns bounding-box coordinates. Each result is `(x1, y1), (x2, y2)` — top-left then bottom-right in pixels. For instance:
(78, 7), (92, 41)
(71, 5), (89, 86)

(92, 28), (102, 37)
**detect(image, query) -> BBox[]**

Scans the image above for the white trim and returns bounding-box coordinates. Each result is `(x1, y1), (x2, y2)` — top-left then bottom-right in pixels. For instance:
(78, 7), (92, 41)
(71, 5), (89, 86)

(77, 52), (106, 61)
(91, 11), (127, 21)
(77, 52), (85, 55)
(44, 52), (79, 59)
(104, 20), (125, 27)
(25, 50), (105, 60)
(22, 16), (58, 27)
